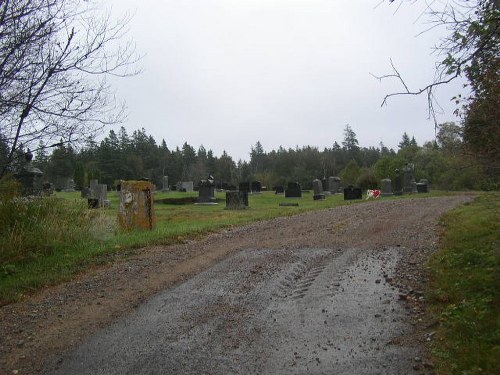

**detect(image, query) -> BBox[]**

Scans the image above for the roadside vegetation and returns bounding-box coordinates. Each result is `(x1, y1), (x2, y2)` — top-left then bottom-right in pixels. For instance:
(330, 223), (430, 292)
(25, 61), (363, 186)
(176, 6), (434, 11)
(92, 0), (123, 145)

(428, 193), (499, 374)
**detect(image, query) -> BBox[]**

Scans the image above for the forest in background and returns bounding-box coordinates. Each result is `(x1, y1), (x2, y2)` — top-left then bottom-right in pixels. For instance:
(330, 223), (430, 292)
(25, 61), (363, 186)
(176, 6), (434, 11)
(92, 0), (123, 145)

(1, 122), (494, 192)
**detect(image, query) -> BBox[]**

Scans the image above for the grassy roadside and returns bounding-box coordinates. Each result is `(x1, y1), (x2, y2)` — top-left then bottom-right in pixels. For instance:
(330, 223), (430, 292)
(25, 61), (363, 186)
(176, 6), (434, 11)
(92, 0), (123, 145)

(0, 189), (451, 305)
(428, 193), (499, 374)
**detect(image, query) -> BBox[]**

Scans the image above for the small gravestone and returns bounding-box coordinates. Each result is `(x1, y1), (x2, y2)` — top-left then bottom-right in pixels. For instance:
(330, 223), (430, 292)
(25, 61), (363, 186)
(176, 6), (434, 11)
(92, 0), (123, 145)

(402, 163), (416, 194)
(162, 176), (169, 192)
(86, 181), (109, 208)
(239, 182), (251, 193)
(274, 185), (284, 194)
(90, 179), (99, 192)
(118, 180), (156, 230)
(285, 182), (302, 198)
(381, 179), (393, 197)
(417, 179), (429, 193)
(251, 181), (262, 194)
(343, 185), (362, 200)
(328, 176), (341, 194)
(197, 176), (217, 204)
(176, 181), (193, 192)
(225, 191), (248, 209)
(312, 179), (326, 200)
(394, 169), (403, 196)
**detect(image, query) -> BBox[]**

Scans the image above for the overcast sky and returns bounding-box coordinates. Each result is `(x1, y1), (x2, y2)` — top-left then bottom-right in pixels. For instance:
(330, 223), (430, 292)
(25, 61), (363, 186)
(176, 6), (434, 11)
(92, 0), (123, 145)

(104, 0), (465, 162)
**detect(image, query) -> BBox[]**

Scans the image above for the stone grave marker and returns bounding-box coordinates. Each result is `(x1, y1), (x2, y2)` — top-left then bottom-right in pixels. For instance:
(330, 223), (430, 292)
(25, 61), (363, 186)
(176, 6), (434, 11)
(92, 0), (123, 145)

(118, 180), (156, 230)
(162, 176), (169, 192)
(381, 179), (393, 197)
(197, 177), (217, 204)
(274, 185), (284, 194)
(403, 163), (416, 194)
(343, 185), (362, 200)
(328, 176), (341, 194)
(416, 179), (429, 193)
(285, 182), (302, 198)
(225, 191), (248, 209)
(176, 181), (193, 192)
(312, 179), (326, 200)
(251, 181), (262, 194)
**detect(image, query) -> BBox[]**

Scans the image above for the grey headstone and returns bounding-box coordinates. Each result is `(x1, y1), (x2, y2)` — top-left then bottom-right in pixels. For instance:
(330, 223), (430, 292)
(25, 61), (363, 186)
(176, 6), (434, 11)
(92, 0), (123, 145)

(381, 179), (393, 197)
(177, 181), (193, 192)
(162, 176), (169, 192)
(312, 179), (326, 200)
(328, 176), (341, 194)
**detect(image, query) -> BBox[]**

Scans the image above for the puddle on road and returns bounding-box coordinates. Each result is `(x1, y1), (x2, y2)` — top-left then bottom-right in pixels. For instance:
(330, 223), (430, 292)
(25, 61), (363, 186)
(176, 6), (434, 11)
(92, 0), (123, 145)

(45, 247), (419, 375)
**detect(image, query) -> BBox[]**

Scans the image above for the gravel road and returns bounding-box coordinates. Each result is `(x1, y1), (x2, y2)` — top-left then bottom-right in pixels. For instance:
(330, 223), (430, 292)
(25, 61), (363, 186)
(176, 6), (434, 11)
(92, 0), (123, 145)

(0, 195), (473, 374)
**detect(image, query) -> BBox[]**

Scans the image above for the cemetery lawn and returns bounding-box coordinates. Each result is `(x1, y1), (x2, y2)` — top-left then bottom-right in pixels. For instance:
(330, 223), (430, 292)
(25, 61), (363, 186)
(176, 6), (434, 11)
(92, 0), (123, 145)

(0, 190), (452, 305)
(427, 192), (499, 374)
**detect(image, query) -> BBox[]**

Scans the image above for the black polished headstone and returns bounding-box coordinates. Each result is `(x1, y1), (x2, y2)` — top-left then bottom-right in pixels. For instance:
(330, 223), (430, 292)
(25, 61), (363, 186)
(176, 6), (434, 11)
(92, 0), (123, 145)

(343, 185), (362, 200)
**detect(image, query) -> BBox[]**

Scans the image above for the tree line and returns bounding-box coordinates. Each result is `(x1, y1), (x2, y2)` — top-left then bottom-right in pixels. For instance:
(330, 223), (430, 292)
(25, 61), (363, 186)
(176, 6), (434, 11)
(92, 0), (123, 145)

(1, 123), (495, 192)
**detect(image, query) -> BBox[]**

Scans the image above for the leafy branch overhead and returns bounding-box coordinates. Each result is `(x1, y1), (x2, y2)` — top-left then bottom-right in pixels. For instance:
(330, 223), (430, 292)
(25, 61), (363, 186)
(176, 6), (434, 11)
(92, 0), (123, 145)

(0, 0), (141, 177)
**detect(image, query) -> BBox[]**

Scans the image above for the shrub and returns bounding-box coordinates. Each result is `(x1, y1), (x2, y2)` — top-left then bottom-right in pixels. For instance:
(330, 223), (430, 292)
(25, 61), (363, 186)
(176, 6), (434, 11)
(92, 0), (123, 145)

(0, 194), (92, 267)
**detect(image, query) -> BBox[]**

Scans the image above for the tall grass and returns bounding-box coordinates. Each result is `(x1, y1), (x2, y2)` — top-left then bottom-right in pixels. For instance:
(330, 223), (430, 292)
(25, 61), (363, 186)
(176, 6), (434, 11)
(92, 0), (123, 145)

(428, 193), (499, 374)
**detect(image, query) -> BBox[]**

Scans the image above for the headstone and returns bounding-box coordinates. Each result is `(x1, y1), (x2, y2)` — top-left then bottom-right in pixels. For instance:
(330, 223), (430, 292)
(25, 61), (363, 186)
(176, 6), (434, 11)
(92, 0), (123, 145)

(394, 169), (403, 196)
(416, 179), (429, 193)
(88, 183), (108, 208)
(89, 179), (99, 192)
(328, 176), (341, 194)
(225, 191), (248, 209)
(62, 178), (76, 192)
(381, 179), (393, 197)
(274, 185), (284, 194)
(162, 176), (169, 192)
(403, 163), (415, 194)
(118, 180), (156, 230)
(343, 185), (362, 200)
(176, 181), (193, 192)
(197, 177), (217, 204)
(285, 182), (302, 198)
(312, 179), (326, 200)
(239, 182), (251, 193)
(251, 181), (262, 194)
(13, 150), (44, 196)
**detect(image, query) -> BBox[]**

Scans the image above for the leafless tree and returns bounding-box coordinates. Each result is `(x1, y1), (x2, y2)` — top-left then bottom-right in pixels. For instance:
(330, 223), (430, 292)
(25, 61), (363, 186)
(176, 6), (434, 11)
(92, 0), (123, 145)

(0, 0), (140, 176)
(373, 0), (499, 127)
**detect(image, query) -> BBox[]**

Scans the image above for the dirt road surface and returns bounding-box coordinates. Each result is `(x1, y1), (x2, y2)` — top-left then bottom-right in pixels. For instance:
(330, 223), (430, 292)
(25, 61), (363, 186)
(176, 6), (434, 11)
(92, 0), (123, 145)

(0, 195), (473, 374)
